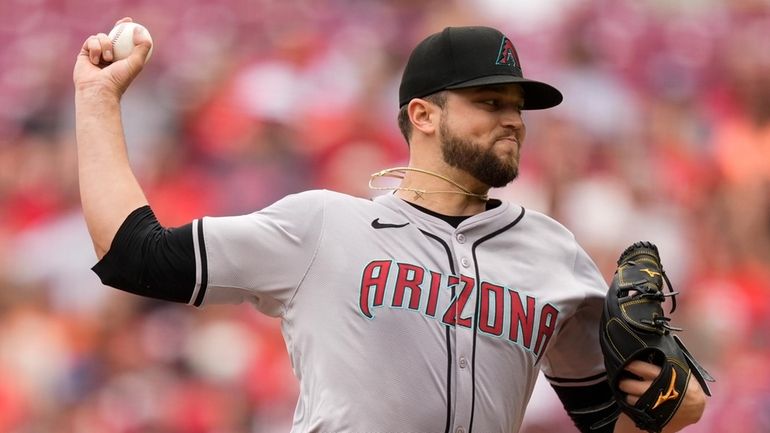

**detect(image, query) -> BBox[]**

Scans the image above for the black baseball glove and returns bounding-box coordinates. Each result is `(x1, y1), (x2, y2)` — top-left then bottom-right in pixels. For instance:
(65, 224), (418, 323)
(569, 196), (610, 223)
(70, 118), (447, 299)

(598, 241), (714, 433)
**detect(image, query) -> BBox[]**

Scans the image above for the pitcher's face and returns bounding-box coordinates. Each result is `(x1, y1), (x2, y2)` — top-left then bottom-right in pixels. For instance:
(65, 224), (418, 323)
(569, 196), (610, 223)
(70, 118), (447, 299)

(438, 84), (527, 188)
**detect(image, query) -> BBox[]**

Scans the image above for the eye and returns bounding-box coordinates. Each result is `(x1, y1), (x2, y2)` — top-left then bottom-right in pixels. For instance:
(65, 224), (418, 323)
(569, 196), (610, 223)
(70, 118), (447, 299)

(480, 99), (499, 108)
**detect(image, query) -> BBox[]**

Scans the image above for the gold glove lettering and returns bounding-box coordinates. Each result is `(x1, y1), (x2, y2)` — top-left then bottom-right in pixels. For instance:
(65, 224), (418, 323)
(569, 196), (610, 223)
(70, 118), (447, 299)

(652, 370), (680, 409)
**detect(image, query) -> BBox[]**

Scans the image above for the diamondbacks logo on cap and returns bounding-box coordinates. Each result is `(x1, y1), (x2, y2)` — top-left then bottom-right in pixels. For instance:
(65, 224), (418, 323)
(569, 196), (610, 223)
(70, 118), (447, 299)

(496, 37), (520, 69)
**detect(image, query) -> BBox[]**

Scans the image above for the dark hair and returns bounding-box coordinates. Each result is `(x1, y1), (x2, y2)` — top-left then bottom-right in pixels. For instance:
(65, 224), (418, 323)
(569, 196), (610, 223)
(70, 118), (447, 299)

(397, 92), (447, 145)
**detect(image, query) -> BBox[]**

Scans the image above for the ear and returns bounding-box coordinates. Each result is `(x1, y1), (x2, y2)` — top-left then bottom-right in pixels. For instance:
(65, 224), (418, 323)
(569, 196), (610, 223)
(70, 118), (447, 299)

(407, 98), (440, 136)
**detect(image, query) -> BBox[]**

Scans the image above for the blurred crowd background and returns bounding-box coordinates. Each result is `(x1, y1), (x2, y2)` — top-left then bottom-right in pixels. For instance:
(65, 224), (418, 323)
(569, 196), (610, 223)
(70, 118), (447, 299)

(1, 0), (769, 431)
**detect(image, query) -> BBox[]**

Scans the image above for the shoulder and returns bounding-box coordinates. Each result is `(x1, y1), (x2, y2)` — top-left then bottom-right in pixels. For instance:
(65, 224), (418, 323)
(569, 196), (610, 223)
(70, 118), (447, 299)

(520, 208), (607, 295)
(276, 189), (338, 204)
(263, 189), (366, 213)
(260, 190), (390, 228)
(514, 206), (606, 285)
(282, 189), (374, 206)
(519, 207), (580, 250)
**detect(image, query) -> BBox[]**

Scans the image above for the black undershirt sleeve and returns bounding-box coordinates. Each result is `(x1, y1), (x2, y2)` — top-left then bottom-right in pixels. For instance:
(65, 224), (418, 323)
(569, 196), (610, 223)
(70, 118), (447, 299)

(550, 379), (619, 433)
(91, 205), (197, 303)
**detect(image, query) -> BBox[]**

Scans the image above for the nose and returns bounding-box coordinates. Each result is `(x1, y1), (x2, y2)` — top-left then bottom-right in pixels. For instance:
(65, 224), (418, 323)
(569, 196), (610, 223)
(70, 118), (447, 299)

(500, 107), (524, 131)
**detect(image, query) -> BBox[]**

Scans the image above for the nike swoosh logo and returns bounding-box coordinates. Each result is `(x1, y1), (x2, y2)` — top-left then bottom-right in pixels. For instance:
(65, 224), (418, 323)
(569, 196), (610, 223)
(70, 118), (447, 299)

(371, 218), (410, 229)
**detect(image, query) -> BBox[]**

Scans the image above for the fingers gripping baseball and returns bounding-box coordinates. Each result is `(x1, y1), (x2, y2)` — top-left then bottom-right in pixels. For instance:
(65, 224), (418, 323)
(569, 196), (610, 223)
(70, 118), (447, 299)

(73, 17), (152, 96)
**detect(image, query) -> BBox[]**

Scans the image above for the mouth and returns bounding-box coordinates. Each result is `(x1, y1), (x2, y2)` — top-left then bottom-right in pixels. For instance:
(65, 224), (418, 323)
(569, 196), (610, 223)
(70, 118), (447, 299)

(492, 136), (521, 162)
(495, 136), (520, 148)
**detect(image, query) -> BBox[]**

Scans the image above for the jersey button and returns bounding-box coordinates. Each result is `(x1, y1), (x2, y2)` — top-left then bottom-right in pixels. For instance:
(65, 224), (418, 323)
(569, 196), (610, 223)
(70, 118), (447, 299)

(458, 356), (467, 369)
(456, 233), (466, 243)
(460, 257), (470, 268)
(456, 427), (465, 433)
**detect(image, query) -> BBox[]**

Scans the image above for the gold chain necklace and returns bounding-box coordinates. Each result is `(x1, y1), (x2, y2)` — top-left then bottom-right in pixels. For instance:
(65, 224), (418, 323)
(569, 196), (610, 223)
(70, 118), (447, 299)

(368, 167), (489, 201)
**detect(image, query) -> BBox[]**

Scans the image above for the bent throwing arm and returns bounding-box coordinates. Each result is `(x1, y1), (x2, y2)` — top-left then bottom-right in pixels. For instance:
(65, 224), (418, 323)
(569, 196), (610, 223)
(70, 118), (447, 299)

(74, 17), (152, 258)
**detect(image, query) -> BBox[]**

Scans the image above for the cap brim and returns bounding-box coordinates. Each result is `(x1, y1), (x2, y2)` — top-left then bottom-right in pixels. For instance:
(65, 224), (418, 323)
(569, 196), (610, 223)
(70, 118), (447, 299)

(445, 75), (563, 110)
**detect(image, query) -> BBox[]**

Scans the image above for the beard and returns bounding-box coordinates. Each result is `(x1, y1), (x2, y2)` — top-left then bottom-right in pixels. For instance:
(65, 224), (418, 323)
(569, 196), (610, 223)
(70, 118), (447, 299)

(438, 118), (520, 188)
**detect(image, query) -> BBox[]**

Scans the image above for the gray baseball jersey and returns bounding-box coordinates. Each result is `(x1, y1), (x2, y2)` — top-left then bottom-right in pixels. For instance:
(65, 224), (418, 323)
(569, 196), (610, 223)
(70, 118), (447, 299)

(187, 189), (608, 433)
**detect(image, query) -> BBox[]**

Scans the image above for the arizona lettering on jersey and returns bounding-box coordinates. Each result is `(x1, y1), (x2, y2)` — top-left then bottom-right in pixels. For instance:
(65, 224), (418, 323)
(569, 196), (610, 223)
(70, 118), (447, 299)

(358, 260), (559, 360)
(188, 190), (609, 433)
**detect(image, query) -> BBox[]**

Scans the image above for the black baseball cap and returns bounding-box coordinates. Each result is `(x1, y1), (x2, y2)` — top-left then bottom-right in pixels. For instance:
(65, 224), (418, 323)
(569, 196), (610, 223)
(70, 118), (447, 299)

(399, 26), (563, 109)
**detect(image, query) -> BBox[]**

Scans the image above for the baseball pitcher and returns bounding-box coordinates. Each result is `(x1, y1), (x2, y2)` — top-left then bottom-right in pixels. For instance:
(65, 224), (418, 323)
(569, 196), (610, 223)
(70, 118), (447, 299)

(74, 17), (709, 433)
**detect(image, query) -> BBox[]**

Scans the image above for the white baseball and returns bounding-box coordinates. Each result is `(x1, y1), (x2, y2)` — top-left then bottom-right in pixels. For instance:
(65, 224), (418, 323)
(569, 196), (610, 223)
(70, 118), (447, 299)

(108, 22), (153, 62)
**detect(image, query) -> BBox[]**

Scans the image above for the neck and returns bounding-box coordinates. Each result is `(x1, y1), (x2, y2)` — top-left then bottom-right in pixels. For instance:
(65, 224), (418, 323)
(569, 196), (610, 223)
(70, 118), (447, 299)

(394, 189), (487, 216)
(390, 166), (490, 216)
